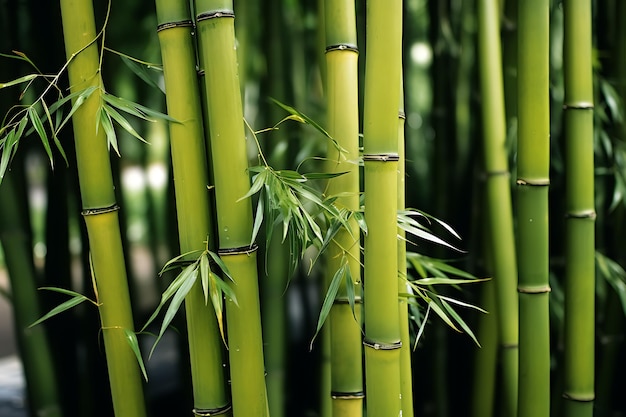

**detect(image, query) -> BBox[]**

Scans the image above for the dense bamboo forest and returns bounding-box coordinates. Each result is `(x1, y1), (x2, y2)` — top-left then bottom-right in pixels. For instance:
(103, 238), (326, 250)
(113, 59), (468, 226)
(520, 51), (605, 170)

(0, 0), (625, 417)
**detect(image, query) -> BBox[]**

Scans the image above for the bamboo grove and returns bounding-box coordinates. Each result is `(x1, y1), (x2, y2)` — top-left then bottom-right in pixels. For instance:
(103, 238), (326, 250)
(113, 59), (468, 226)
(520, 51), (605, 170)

(1, 1), (625, 417)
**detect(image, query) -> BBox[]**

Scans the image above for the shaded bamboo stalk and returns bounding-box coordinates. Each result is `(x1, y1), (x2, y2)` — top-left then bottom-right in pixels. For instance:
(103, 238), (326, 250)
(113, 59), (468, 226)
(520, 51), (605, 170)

(362, 0), (403, 416)
(476, 0), (519, 415)
(397, 82), (414, 417)
(323, 1), (363, 416)
(562, 0), (595, 416)
(154, 0), (230, 414)
(194, 1), (269, 416)
(0, 173), (62, 417)
(516, 1), (551, 416)
(59, 1), (147, 416)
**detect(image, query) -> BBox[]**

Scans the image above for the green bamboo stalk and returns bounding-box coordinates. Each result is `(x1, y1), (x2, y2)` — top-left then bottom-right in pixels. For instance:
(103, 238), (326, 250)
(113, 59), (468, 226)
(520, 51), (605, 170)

(562, 0), (595, 415)
(154, 0), (230, 414)
(397, 83), (414, 417)
(323, 1), (363, 416)
(476, 1), (519, 415)
(194, 2), (269, 416)
(59, 1), (146, 416)
(516, 1), (551, 417)
(0, 173), (62, 417)
(362, 0), (403, 416)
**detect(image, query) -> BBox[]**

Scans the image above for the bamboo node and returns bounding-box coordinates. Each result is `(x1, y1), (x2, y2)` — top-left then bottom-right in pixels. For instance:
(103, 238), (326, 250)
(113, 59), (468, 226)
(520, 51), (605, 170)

(193, 403), (232, 416)
(500, 343), (519, 350)
(482, 170), (510, 179)
(334, 296), (363, 304)
(517, 285), (551, 294)
(398, 111), (406, 120)
(516, 178), (550, 186)
(565, 210), (596, 220)
(197, 10), (235, 21)
(331, 391), (365, 399)
(363, 153), (400, 162)
(562, 392), (595, 402)
(325, 43), (359, 54)
(563, 102), (594, 110)
(81, 204), (120, 216)
(363, 338), (402, 350)
(156, 20), (194, 32)
(218, 243), (258, 256)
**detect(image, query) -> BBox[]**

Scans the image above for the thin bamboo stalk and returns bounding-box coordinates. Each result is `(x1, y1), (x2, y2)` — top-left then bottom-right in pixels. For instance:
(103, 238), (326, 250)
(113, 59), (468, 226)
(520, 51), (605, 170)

(194, 1), (269, 416)
(0, 173), (62, 417)
(516, 1), (551, 416)
(324, 1), (363, 416)
(476, 0), (519, 415)
(154, 0), (230, 414)
(59, 1), (147, 415)
(562, 0), (595, 415)
(397, 83), (414, 417)
(362, 0), (403, 416)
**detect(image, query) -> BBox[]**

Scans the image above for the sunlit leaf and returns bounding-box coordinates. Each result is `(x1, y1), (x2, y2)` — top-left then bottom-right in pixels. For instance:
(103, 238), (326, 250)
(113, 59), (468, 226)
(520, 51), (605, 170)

(29, 288), (93, 328)
(310, 262), (347, 349)
(123, 329), (148, 381)
(0, 73), (38, 89)
(200, 254), (210, 305)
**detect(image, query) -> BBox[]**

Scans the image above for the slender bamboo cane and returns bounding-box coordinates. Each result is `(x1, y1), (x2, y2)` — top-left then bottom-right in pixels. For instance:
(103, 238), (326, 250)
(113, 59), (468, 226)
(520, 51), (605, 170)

(562, 0), (595, 415)
(397, 82), (414, 417)
(194, 2), (269, 416)
(362, 0), (403, 416)
(154, 0), (231, 415)
(476, 1), (519, 415)
(0, 174), (62, 417)
(59, 1), (147, 416)
(324, 1), (363, 416)
(516, 1), (551, 416)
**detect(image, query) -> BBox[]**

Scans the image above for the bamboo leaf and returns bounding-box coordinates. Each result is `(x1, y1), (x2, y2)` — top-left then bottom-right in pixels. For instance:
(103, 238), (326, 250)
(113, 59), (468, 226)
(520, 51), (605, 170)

(29, 288), (93, 328)
(123, 329), (148, 381)
(28, 107), (54, 169)
(0, 73), (38, 89)
(97, 106), (119, 155)
(200, 254), (210, 305)
(159, 249), (203, 275)
(428, 300), (461, 333)
(54, 86), (98, 132)
(440, 298), (481, 346)
(102, 92), (176, 122)
(120, 55), (165, 94)
(142, 263), (194, 332)
(41, 100), (68, 167)
(413, 277), (487, 286)
(344, 264), (357, 322)
(104, 103), (149, 144)
(207, 250), (235, 284)
(251, 192), (264, 246)
(413, 303), (431, 350)
(310, 262), (346, 349)
(209, 273), (226, 344)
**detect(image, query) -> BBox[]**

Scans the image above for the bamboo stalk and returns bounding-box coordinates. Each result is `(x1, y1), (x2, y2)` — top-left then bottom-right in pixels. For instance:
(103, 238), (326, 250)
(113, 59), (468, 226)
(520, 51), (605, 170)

(154, 0), (230, 414)
(562, 0), (595, 415)
(397, 82), (414, 417)
(59, 1), (147, 416)
(323, 1), (363, 416)
(516, 1), (551, 416)
(194, 2), (269, 416)
(362, 0), (403, 416)
(476, 0), (519, 415)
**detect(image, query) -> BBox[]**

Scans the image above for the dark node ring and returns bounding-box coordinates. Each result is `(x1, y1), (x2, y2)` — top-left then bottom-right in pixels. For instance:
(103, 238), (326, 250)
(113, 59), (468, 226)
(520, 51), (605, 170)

(565, 210), (596, 220)
(363, 338), (402, 350)
(325, 43), (359, 53)
(363, 153), (400, 162)
(218, 243), (259, 256)
(197, 10), (235, 21)
(516, 178), (550, 186)
(156, 20), (194, 32)
(81, 204), (120, 216)
(192, 403), (232, 416)
(334, 296), (363, 304)
(398, 111), (406, 120)
(331, 391), (365, 399)
(517, 285), (552, 294)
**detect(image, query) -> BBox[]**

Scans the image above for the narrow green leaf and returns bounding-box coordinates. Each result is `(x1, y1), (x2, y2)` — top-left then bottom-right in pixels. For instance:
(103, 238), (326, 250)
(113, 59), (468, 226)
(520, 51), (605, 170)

(102, 92), (176, 122)
(97, 106), (119, 155)
(428, 300), (461, 333)
(251, 192), (264, 245)
(440, 298), (480, 346)
(0, 73), (38, 89)
(310, 263), (346, 349)
(120, 55), (165, 94)
(208, 273), (226, 344)
(413, 277), (486, 286)
(344, 264), (357, 322)
(30, 294), (89, 328)
(207, 250), (235, 283)
(413, 303), (431, 350)
(104, 104), (149, 144)
(200, 254), (210, 304)
(123, 329), (148, 381)
(28, 107), (54, 169)
(54, 86), (98, 132)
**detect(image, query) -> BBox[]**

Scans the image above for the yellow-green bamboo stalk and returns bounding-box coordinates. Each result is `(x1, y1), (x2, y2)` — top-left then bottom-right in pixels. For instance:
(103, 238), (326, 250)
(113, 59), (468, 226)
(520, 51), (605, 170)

(362, 0), (403, 416)
(516, 1), (550, 416)
(562, 0), (595, 415)
(397, 83), (414, 417)
(154, 0), (231, 415)
(0, 173), (62, 417)
(476, 0), (519, 415)
(324, 1), (363, 416)
(59, 1), (146, 416)
(194, 2), (269, 416)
